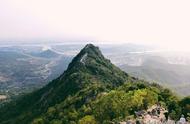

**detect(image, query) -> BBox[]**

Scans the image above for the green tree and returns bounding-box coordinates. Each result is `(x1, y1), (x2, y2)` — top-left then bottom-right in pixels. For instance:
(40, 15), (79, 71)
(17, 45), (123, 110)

(50, 120), (62, 124)
(78, 115), (97, 124)
(93, 91), (131, 122)
(131, 89), (158, 110)
(180, 96), (190, 117)
(47, 107), (56, 119)
(31, 118), (44, 124)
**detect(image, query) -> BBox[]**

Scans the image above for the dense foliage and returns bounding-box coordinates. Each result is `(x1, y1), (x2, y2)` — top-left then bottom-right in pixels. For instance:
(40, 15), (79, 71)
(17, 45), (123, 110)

(0, 44), (189, 124)
(0, 44), (129, 124)
(29, 82), (185, 124)
(180, 96), (190, 118)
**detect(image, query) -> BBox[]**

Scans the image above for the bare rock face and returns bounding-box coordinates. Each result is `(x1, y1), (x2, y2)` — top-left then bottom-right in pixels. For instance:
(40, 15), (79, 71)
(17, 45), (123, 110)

(120, 104), (174, 124)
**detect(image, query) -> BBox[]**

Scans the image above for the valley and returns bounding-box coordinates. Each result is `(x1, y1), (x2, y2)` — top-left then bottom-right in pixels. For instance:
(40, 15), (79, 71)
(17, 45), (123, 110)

(0, 44), (189, 124)
(1, 43), (190, 99)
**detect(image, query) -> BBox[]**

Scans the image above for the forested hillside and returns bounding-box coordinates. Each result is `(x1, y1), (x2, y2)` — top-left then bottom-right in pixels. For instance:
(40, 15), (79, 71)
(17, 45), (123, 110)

(0, 44), (189, 124)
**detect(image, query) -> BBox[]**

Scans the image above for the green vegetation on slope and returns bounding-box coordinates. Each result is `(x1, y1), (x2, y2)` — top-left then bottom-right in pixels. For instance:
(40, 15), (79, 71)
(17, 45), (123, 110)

(0, 44), (129, 124)
(30, 82), (185, 124)
(0, 44), (189, 124)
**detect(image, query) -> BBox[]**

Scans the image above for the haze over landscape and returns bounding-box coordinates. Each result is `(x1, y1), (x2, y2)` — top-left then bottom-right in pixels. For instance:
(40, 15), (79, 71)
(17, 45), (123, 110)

(1, 0), (190, 50)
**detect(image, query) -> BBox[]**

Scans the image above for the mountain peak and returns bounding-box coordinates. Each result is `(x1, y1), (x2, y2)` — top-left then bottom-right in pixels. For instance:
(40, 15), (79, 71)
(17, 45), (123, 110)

(0, 44), (129, 123)
(80, 44), (102, 57)
(83, 43), (99, 51)
(64, 44), (128, 86)
(84, 43), (96, 49)
(66, 44), (104, 69)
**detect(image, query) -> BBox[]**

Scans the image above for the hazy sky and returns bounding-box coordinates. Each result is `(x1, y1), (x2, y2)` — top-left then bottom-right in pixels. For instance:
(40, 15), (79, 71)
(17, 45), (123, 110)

(0, 0), (190, 50)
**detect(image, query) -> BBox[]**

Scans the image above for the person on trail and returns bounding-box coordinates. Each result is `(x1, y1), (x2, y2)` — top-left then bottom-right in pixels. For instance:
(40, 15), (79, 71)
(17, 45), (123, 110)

(179, 114), (186, 124)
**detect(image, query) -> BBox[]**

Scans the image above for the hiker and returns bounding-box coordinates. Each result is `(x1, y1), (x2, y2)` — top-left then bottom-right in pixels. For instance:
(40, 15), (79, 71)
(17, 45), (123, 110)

(179, 114), (186, 124)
